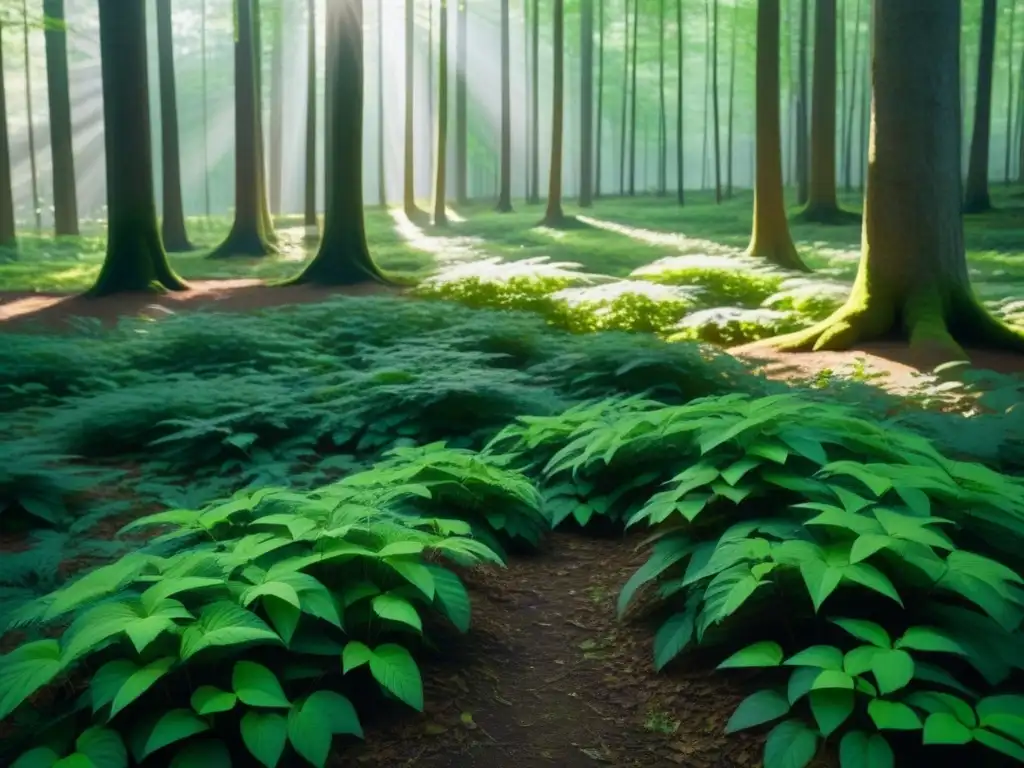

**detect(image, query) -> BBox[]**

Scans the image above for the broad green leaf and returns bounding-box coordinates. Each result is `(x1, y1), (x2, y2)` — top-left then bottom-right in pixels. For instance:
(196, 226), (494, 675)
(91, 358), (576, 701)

(377, 541), (426, 558)
(721, 457), (760, 486)
(242, 582), (301, 610)
(870, 649), (914, 696)
(372, 594), (423, 633)
(191, 686), (238, 715)
(387, 559), (436, 600)
(763, 719), (819, 768)
(0, 639), (64, 720)
(923, 712), (973, 745)
(343, 641), (373, 673)
(974, 728), (1024, 761)
(61, 602), (140, 663)
(169, 740), (232, 768)
(748, 442), (788, 464)
(140, 577), (225, 614)
(429, 567), (471, 633)
(717, 641), (784, 670)
(265, 595), (301, 645)
(91, 660), (136, 713)
(977, 695), (1024, 723)
(843, 646), (881, 677)
(838, 730), (894, 768)
(831, 618), (891, 648)
(288, 691), (363, 766)
(798, 560), (842, 611)
(241, 711), (288, 768)
(130, 708), (210, 762)
(110, 657), (176, 717)
(784, 645), (843, 670)
(654, 605), (697, 671)
(842, 563), (903, 606)
(895, 626), (966, 656)
(810, 689), (854, 737)
(867, 700), (922, 731)
(849, 534), (893, 564)
(75, 727), (127, 768)
(779, 432), (828, 465)
(233, 661), (291, 708)
(617, 544), (692, 618)
(787, 667), (821, 704)
(51, 756), (92, 768)
(725, 689), (790, 733)
(369, 644), (423, 711)
(914, 661), (977, 698)
(12, 747), (61, 768)
(811, 670), (854, 691)
(179, 602), (281, 660)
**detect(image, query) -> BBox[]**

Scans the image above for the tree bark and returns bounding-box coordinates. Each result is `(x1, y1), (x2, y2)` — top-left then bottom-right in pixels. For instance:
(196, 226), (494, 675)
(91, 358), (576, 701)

(628, 0), (639, 195)
(201, 0), (211, 217)
(773, 0), (1024, 358)
(456, 0), (468, 205)
(20, 0), (40, 231)
(377, 0), (387, 208)
(842, 0), (864, 193)
(289, 0), (387, 285)
(796, 0), (809, 204)
(701, 0), (710, 190)
(43, 0), (78, 236)
(619, 0), (630, 195)
(964, 0), (997, 213)
(269, 0), (284, 215)
(726, 0), (737, 198)
(434, 0), (450, 225)
(1006, 0), (1017, 184)
(579, 0), (594, 206)
(657, 0), (666, 195)
(304, 0), (319, 239)
(711, 0), (722, 202)
(676, 0), (684, 204)
(209, 0), (277, 258)
(403, 0), (423, 217)
(530, 0), (540, 203)
(497, 0), (514, 211)
(542, 0), (566, 225)
(89, 0), (186, 295)
(155, 0), (193, 252)
(0, 21), (16, 249)
(747, 0), (808, 270)
(252, 1), (277, 245)
(595, 0), (604, 198)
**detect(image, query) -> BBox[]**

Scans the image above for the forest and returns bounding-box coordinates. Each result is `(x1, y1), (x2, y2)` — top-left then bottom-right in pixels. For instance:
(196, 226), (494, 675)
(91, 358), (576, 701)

(2, 0), (1024, 766)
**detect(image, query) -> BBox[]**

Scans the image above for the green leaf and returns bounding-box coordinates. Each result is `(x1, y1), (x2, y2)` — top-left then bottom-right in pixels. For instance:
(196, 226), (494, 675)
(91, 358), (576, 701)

(838, 730), (894, 768)
(922, 712), (973, 745)
(372, 594), (423, 632)
(12, 747), (61, 768)
(110, 656), (175, 718)
(810, 689), (854, 737)
(91, 660), (135, 714)
(895, 626), (966, 656)
(241, 711), (288, 768)
(75, 727), (127, 768)
(717, 641), (784, 669)
(849, 534), (893, 564)
(870, 649), (915, 696)
(763, 719), (819, 768)
(342, 641), (373, 673)
(51, 756), (92, 768)
(748, 442), (788, 464)
(654, 609), (695, 671)
(233, 661), (291, 708)
(242, 581), (301, 610)
(130, 708), (210, 762)
(387, 560), (436, 600)
(721, 457), (761, 486)
(288, 691), (363, 766)
(842, 562), (903, 606)
(179, 602), (281, 660)
(429, 567), (471, 633)
(169, 740), (232, 768)
(787, 667), (821, 705)
(617, 544), (692, 618)
(974, 728), (1024, 762)
(725, 689), (790, 733)
(784, 645), (843, 670)
(867, 700), (922, 731)
(140, 577), (225, 613)
(265, 596), (301, 645)
(830, 617), (891, 648)
(0, 639), (64, 720)
(798, 560), (842, 611)
(191, 686), (238, 715)
(369, 644), (423, 711)
(843, 646), (881, 677)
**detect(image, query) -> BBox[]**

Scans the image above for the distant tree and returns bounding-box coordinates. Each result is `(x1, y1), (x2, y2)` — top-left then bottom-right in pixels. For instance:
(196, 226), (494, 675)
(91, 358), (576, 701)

(628, 0), (638, 195)
(269, 0), (284, 215)
(456, 0), (468, 205)
(796, 0), (809, 204)
(656, 0), (666, 196)
(619, 0), (630, 195)
(497, 0), (513, 211)
(155, 0), (193, 252)
(711, 0), (721, 203)
(201, 0), (211, 217)
(964, 0), (997, 213)
(725, 0), (737, 198)
(529, 0), (540, 203)
(0, 19), (15, 249)
(842, 0), (864, 191)
(579, 0), (594, 207)
(88, 0), (187, 296)
(595, 0), (604, 198)
(1006, 0), (1017, 184)
(676, 0), (684, 204)
(43, 0), (78, 236)
(433, 0), (450, 226)
(304, 0), (319, 240)
(403, 0), (424, 218)
(377, 0), (386, 208)
(542, 0), (566, 226)
(19, 0), (39, 231)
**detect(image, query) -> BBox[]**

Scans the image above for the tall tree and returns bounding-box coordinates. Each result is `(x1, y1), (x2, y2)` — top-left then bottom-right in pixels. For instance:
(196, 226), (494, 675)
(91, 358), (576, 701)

(701, 0), (710, 189)
(304, 0), (319, 239)
(619, 0), (630, 195)
(579, 0), (594, 206)
(748, 0), (808, 270)
(155, 0), (192, 252)
(595, 0), (604, 198)
(529, 0), (540, 203)
(964, 0), (997, 213)
(89, 0), (186, 296)
(201, 0), (210, 217)
(1006, 0), (1017, 184)
(289, 0), (387, 285)
(542, 0), (566, 225)
(20, 0), (39, 231)
(711, 0), (722, 202)
(676, 0), (684, 204)
(842, 0), (864, 192)
(0, 19), (15, 249)
(434, 0), (450, 225)
(796, 0), (809, 204)
(43, 0), (77, 236)
(377, 0), (386, 207)
(628, 0), (638, 194)
(251, 1), (277, 245)
(657, 0), (666, 195)
(497, 0), (513, 211)
(403, 0), (423, 218)
(726, 0), (737, 198)
(773, 0), (1024, 357)
(269, 0), (284, 215)
(209, 0), (276, 258)
(799, 0), (852, 222)
(456, 0), (468, 205)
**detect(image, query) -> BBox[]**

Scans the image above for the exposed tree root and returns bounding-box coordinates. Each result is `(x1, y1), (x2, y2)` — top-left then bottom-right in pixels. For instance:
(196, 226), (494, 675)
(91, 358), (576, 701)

(745, 241), (811, 272)
(793, 205), (862, 226)
(207, 228), (278, 259)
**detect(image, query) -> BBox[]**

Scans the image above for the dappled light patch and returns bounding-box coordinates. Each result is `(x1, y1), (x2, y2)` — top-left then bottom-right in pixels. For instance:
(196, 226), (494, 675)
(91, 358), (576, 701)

(669, 306), (805, 345)
(577, 214), (742, 256)
(388, 208), (483, 266)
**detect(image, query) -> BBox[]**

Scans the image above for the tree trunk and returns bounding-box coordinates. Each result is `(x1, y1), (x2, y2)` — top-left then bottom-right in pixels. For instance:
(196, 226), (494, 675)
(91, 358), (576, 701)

(252, 1), (277, 245)
(456, 0), (468, 205)
(43, 0), (78, 236)
(0, 22), (16, 249)
(800, 0), (853, 222)
(542, 0), (565, 225)
(269, 0), (284, 215)
(89, 0), (186, 295)
(796, 0), (809, 203)
(20, 0), (40, 231)
(376, 0), (386, 208)
(747, 0), (808, 270)
(726, 1), (736, 198)
(964, 0), (997, 213)
(676, 0), (684, 204)
(209, 0), (276, 258)
(523, 0), (530, 196)
(837, 0), (847, 189)
(530, 0), (539, 203)
(290, 0), (387, 285)
(579, 0), (594, 206)
(657, 0), (666, 196)
(433, 0), (450, 226)
(595, 0), (604, 198)
(497, 0), (513, 211)
(304, 0), (319, 238)
(628, 0), (639, 195)
(701, 0), (710, 190)
(711, 0), (722, 202)
(619, 0), (630, 195)
(403, 0), (422, 217)
(201, 0), (211, 217)
(155, 0), (193, 252)
(1006, 0), (1017, 184)
(842, 0), (864, 193)
(776, 0), (1024, 357)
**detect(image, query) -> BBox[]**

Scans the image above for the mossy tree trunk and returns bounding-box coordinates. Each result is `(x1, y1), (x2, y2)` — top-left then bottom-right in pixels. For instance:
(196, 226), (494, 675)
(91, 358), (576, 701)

(747, 0), (808, 271)
(304, 0), (319, 240)
(252, 2), (277, 245)
(269, 0), (284, 216)
(155, 0), (193, 252)
(43, 0), (78, 237)
(772, 0), (1024, 359)
(403, 0), (423, 218)
(964, 0), (997, 213)
(579, 0), (594, 207)
(288, 0), (387, 286)
(0, 21), (16, 250)
(496, 0), (513, 211)
(209, 0), (277, 258)
(433, 0), (449, 226)
(595, 0), (604, 199)
(89, 0), (186, 296)
(542, 0), (565, 226)
(676, 0), (684, 204)
(456, 0), (468, 206)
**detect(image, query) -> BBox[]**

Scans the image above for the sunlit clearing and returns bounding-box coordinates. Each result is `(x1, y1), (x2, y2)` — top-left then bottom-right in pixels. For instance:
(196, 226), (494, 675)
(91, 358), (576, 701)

(577, 215), (741, 257)
(388, 208), (484, 265)
(552, 280), (700, 306)
(423, 256), (600, 286)
(632, 253), (786, 278)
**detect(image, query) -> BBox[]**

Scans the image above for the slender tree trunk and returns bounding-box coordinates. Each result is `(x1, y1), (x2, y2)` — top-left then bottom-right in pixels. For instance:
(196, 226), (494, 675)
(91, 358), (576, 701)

(497, 0), (513, 210)
(579, 0), (594, 206)
(456, 0), (468, 205)
(89, 0), (186, 295)
(726, 1), (737, 197)
(523, 0), (530, 196)
(155, 0), (192, 252)
(747, 0), (808, 270)
(269, 0), (284, 215)
(964, 0), (998, 212)
(619, 0), (630, 195)
(842, 0), (864, 193)
(376, 0), (386, 208)
(530, 0), (540, 202)
(20, 0), (40, 231)
(0, 22), (16, 249)
(1006, 0), (1017, 184)
(628, 0), (639, 195)
(201, 0), (210, 217)
(304, 0), (319, 237)
(837, 0), (848, 189)
(858, 9), (869, 191)
(676, 0), (684, 203)
(403, 0), (421, 217)
(209, 0), (276, 258)
(43, 0), (78, 236)
(796, 0), (809, 203)
(775, 0), (1024, 357)
(701, 0), (710, 190)
(595, 0), (604, 198)
(252, 1), (277, 245)
(657, 0), (666, 195)
(711, 0), (722, 202)
(434, 0), (450, 225)
(543, 0), (566, 224)
(1017, 29), (1024, 182)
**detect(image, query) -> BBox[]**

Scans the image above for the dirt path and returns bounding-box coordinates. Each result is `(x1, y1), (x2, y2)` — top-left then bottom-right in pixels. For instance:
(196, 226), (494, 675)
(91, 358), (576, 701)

(343, 532), (759, 768)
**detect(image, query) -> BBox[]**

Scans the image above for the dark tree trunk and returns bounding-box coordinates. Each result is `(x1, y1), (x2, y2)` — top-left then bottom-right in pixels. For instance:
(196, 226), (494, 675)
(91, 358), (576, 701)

(1006, 0), (1017, 183)
(542, 0), (565, 225)
(43, 0), (78, 236)
(796, 0), (809, 204)
(269, 0), (284, 215)
(497, 0), (513, 211)
(209, 0), (276, 258)
(89, 0), (186, 295)
(456, 0), (468, 205)
(628, 0), (638, 195)
(290, 0), (387, 285)
(711, 0), (722, 202)
(0, 22), (16, 249)
(964, 0), (997, 213)
(619, 0), (630, 195)
(20, 0), (40, 231)
(579, 0), (594, 206)
(676, 0), (684, 204)
(304, 0), (319, 239)
(155, 0), (193, 252)
(434, 0), (450, 225)
(530, 0), (540, 203)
